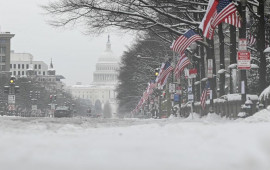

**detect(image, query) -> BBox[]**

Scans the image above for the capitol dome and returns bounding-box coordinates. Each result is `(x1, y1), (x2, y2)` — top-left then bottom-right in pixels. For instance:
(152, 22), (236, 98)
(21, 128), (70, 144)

(98, 36), (119, 63)
(93, 36), (120, 85)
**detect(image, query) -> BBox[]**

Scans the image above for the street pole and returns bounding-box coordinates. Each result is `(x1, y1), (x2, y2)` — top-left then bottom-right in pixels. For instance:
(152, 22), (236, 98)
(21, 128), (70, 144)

(239, 0), (247, 104)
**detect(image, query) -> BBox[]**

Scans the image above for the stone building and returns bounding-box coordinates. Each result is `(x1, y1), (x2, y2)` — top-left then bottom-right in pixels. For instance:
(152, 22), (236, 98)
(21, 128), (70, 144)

(69, 36), (119, 114)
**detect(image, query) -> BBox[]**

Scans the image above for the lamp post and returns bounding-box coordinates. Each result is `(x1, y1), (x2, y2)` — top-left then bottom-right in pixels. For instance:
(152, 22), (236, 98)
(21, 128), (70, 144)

(239, 0), (247, 104)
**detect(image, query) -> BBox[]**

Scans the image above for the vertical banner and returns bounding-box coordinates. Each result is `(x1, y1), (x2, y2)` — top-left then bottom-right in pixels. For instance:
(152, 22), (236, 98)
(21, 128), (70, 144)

(241, 81), (245, 94)
(207, 59), (213, 78)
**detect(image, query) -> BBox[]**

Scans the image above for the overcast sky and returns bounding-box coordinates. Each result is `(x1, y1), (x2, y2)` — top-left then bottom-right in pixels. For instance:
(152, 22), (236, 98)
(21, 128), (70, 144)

(0, 0), (134, 86)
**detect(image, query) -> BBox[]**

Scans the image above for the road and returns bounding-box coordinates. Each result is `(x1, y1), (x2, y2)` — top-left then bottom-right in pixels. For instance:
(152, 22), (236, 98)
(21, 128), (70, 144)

(0, 110), (270, 170)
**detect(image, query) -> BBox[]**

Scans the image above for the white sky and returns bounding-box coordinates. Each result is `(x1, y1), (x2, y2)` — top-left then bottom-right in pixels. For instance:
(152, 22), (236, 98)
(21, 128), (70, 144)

(0, 0), (134, 85)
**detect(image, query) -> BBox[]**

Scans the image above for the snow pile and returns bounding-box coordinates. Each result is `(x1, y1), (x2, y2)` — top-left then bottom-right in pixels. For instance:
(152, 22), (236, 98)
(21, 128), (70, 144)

(184, 112), (201, 120)
(203, 112), (228, 121)
(259, 85), (270, 100)
(244, 109), (270, 122)
(1, 116), (270, 170)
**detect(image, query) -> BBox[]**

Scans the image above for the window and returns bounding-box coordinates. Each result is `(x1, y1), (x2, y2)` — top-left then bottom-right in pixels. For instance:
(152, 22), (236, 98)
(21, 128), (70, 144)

(13, 64), (16, 69)
(0, 65), (6, 71)
(22, 71), (24, 75)
(10, 64), (12, 69)
(34, 64), (37, 69)
(26, 64), (29, 69)
(18, 71), (20, 75)
(0, 56), (6, 62)
(18, 64), (20, 69)
(0, 47), (6, 55)
(22, 64), (24, 69)
(13, 71), (16, 75)
(43, 71), (45, 75)
(0, 39), (7, 44)
(38, 64), (41, 69)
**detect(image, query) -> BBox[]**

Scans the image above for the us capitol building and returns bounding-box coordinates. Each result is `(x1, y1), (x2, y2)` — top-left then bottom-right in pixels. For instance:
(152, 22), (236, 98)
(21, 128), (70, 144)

(69, 36), (119, 113)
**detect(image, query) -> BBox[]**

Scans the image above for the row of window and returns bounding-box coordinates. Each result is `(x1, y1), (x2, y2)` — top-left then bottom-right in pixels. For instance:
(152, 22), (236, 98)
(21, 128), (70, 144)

(12, 71), (46, 76)
(10, 64), (42, 70)
(97, 65), (118, 70)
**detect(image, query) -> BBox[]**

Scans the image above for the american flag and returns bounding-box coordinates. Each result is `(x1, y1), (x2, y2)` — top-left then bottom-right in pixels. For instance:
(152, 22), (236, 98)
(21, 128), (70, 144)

(174, 53), (191, 79)
(248, 34), (256, 46)
(171, 29), (202, 54)
(146, 81), (156, 96)
(200, 0), (241, 39)
(200, 81), (210, 109)
(157, 61), (174, 88)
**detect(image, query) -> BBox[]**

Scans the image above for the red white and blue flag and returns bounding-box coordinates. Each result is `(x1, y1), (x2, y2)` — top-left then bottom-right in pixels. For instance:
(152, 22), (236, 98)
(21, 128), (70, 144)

(174, 53), (191, 79)
(200, 0), (241, 39)
(200, 81), (211, 109)
(171, 29), (203, 54)
(248, 34), (256, 46)
(157, 61), (174, 88)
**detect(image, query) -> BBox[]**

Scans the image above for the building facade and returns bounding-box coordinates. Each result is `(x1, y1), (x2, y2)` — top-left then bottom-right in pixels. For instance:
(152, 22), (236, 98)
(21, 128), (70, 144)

(0, 32), (15, 72)
(10, 51), (65, 91)
(69, 36), (119, 113)
(10, 51), (48, 77)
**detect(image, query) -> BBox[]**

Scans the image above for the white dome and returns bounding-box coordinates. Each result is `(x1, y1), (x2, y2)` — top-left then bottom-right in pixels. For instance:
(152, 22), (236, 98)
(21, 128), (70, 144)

(97, 36), (119, 63)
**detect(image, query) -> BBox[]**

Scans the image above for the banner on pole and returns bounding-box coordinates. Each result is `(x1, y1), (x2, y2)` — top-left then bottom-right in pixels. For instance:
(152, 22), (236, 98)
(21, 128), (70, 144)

(207, 59), (213, 78)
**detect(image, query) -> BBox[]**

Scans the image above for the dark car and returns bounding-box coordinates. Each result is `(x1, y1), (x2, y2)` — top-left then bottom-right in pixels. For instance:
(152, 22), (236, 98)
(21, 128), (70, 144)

(54, 106), (72, 118)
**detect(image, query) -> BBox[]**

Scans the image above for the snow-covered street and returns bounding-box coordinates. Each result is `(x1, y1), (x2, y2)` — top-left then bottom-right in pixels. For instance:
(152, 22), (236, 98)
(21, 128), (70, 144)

(1, 111), (270, 170)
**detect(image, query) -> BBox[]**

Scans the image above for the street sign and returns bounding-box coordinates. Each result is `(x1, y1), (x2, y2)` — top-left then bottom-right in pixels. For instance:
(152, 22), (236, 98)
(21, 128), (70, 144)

(32, 105), (37, 111)
(174, 94), (180, 102)
(188, 94), (194, 102)
(184, 68), (189, 79)
(169, 83), (176, 93)
(51, 104), (56, 110)
(207, 59), (213, 78)
(8, 104), (15, 111)
(188, 86), (192, 94)
(170, 94), (174, 100)
(237, 51), (251, 70)
(8, 95), (15, 104)
(188, 86), (193, 102)
(239, 39), (247, 51)
(189, 68), (197, 78)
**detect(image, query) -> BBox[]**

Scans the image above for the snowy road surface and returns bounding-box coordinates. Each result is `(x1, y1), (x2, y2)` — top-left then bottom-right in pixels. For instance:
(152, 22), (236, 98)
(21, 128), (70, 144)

(1, 110), (270, 170)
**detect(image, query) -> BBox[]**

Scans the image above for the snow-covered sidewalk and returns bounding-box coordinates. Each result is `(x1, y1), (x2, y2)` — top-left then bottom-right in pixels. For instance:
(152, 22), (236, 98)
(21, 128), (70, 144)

(0, 111), (270, 170)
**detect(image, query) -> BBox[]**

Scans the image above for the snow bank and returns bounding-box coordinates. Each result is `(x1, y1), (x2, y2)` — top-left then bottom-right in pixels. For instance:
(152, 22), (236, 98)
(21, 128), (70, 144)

(1, 116), (270, 170)
(259, 85), (270, 101)
(244, 109), (270, 122)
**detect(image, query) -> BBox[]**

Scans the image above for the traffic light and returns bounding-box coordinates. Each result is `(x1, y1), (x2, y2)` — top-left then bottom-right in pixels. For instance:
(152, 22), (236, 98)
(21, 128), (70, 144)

(154, 68), (160, 77)
(49, 95), (53, 102)
(9, 77), (16, 86)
